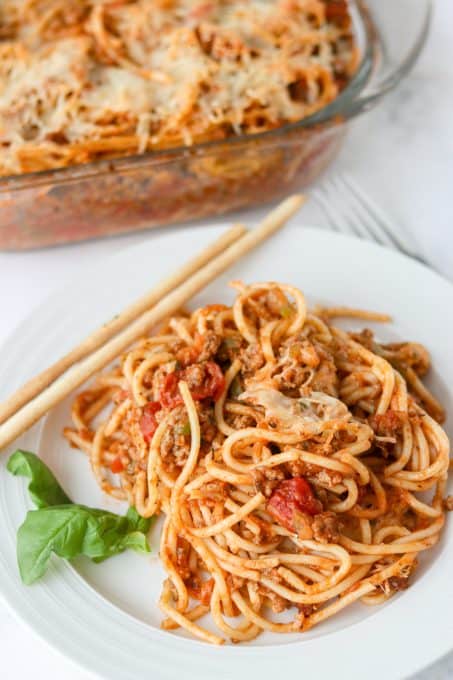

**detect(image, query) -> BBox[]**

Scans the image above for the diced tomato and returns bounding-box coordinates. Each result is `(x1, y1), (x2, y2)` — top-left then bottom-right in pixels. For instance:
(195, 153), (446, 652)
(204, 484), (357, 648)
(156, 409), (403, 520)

(110, 457), (124, 474)
(267, 477), (322, 532)
(139, 401), (161, 442)
(160, 372), (182, 409)
(187, 577), (215, 606)
(190, 361), (225, 401)
(159, 361), (225, 408)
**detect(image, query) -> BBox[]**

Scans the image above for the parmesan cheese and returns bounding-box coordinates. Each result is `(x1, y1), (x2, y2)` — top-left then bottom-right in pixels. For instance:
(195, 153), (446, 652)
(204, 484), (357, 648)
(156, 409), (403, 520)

(0, 0), (357, 174)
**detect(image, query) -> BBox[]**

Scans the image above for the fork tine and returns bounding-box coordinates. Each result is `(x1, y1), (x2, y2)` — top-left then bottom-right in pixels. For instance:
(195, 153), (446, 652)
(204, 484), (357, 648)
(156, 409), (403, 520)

(341, 173), (418, 255)
(314, 174), (427, 265)
(313, 182), (364, 238)
(312, 184), (356, 233)
(326, 175), (388, 245)
(310, 187), (342, 233)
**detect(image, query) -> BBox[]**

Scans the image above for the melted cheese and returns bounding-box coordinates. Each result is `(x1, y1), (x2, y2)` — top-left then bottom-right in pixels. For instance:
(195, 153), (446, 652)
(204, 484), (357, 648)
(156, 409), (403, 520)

(240, 386), (350, 434)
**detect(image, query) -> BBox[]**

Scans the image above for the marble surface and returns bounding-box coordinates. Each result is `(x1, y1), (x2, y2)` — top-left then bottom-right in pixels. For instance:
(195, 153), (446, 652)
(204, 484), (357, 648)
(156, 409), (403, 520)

(1, 2), (452, 678)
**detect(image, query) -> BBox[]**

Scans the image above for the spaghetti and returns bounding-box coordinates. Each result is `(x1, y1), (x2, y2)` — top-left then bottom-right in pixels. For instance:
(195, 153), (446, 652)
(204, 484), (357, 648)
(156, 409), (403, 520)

(64, 281), (450, 643)
(0, 0), (358, 175)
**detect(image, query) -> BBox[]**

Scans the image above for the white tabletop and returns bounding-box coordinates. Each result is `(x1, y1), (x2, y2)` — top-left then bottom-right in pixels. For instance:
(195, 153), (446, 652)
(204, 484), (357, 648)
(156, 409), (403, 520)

(1, 2), (452, 678)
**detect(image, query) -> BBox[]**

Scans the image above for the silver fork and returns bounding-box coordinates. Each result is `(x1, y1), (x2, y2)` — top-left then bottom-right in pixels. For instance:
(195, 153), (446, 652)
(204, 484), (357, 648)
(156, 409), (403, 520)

(312, 173), (427, 264)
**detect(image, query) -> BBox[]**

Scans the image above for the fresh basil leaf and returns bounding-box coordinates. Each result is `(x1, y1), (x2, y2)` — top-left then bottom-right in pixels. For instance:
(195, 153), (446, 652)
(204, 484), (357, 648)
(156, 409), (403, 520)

(8, 450), (153, 584)
(17, 504), (152, 585)
(92, 532), (150, 563)
(126, 506), (152, 534)
(7, 450), (71, 508)
(119, 531), (151, 553)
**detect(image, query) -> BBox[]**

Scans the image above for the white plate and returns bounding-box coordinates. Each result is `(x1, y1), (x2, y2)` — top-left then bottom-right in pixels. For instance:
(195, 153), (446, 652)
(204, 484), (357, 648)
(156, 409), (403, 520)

(0, 225), (452, 680)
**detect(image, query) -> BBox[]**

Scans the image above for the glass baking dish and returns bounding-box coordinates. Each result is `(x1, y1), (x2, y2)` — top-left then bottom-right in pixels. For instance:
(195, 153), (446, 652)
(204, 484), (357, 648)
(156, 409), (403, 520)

(0, 0), (432, 250)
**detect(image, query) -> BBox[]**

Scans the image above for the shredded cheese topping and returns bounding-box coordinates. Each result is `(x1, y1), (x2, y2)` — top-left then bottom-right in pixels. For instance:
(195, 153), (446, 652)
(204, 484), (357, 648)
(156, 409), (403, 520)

(0, 0), (358, 175)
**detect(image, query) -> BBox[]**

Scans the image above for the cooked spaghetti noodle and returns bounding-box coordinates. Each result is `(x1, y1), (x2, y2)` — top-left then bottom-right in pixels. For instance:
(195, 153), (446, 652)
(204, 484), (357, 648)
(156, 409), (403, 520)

(64, 281), (450, 643)
(0, 0), (358, 175)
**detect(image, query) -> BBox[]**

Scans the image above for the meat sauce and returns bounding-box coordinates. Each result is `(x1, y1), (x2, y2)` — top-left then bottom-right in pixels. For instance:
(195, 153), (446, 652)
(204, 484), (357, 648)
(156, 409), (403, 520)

(139, 359), (225, 441)
(267, 477), (323, 533)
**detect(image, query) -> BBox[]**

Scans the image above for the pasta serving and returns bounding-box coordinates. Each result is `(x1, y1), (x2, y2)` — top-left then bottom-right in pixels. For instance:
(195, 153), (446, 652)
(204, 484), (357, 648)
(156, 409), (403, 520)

(64, 281), (450, 644)
(0, 0), (358, 175)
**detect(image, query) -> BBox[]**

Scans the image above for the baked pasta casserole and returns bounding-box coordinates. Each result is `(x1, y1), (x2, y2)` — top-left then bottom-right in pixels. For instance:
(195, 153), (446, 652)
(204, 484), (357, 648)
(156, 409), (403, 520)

(0, 0), (358, 175)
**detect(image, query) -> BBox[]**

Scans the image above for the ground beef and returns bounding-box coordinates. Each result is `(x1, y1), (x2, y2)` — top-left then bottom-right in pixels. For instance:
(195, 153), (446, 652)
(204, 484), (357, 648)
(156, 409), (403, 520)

(317, 469), (343, 487)
(274, 363), (309, 391)
(153, 365), (171, 398)
(216, 333), (243, 363)
(297, 603), (317, 616)
(386, 576), (411, 591)
(252, 466), (285, 497)
(160, 428), (186, 464)
(197, 332), (222, 361)
(175, 332), (222, 366)
(240, 343), (265, 374)
(160, 403), (218, 465)
(381, 558), (418, 595)
(369, 410), (405, 437)
(310, 359), (338, 395)
(175, 344), (199, 367)
(259, 569), (291, 612)
(225, 412), (256, 430)
(311, 511), (342, 544)
(280, 338), (321, 368)
(285, 460), (343, 487)
(184, 363), (206, 390)
(198, 405), (218, 447)
(192, 480), (228, 503)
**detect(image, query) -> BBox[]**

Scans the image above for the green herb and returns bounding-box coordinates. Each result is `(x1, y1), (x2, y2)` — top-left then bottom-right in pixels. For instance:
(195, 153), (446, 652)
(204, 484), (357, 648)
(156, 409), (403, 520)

(7, 449), (71, 508)
(17, 505), (151, 583)
(125, 506), (152, 534)
(229, 376), (243, 398)
(177, 420), (191, 436)
(280, 305), (293, 318)
(223, 336), (240, 349)
(7, 450), (152, 585)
